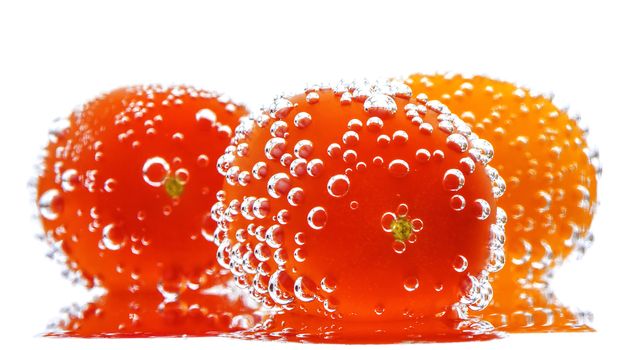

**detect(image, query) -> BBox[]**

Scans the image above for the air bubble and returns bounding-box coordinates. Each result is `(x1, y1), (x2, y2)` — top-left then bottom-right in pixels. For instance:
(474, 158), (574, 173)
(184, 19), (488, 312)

(364, 94), (397, 117)
(388, 159), (410, 178)
(447, 134), (469, 152)
(270, 121), (288, 138)
(473, 199), (491, 220)
(294, 276), (317, 302)
(38, 189), (63, 220)
(307, 159), (324, 177)
(61, 169), (79, 192)
(102, 223), (125, 251)
(342, 131), (359, 146)
(393, 240), (406, 254)
(196, 108), (217, 124)
(294, 112), (312, 128)
(294, 140), (313, 159)
(143, 157), (170, 187)
(265, 137), (286, 160)
(327, 174), (350, 198)
(307, 207), (328, 230)
(443, 169), (465, 191)
(287, 187), (305, 206)
(366, 117), (384, 132)
(267, 173), (291, 198)
(453, 255), (469, 272)
(450, 195), (466, 211)
(403, 277), (419, 292)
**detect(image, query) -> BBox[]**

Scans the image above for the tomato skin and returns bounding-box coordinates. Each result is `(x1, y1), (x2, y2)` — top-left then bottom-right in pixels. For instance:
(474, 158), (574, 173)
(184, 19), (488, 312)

(405, 74), (598, 331)
(214, 81), (506, 322)
(37, 85), (247, 292)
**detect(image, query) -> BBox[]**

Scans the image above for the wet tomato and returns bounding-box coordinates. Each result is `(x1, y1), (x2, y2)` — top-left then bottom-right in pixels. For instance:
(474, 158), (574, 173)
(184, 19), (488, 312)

(36, 85), (247, 293)
(212, 81), (506, 325)
(405, 74), (598, 331)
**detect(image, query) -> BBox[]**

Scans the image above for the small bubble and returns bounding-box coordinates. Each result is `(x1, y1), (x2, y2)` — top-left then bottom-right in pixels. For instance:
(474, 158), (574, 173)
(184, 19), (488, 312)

(38, 189), (63, 220)
(321, 277), (336, 293)
(450, 194), (466, 211)
(410, 218), (424, 232)
(403, 277), (419, 292)
(342, 131), (359, 146)
(103, 178), (117, 192)
(265, 137), (287, 160)
(446, 134), (469, 152)
(102, 223), (125, 251)
(294, 112), (312, 128)
(252, 161), (268, 179)
(307, 159), (324, 176)
(287, 187), (305, 206)
(364, 93), (397, 117)
(143, 157), (170, 187)
(388, 159), (410, 178)
(443, 169), (465, 191)
(374, 305), (385, 315)
(393, 240), (406, 254)
(197, 154), (210, 167)
(307, 207), (328, 230)
(294, 140), (314, 159)
(453, 255), (468, 272)
(415, 149), (431, 163)
(196, 108), (217, 124)
(270, 121), (288, 138)
(267, 173), (291, 198)
(61, 169), (79, 192)
(366, 117), (384, 132)
(392, 130), (408, 145)
(327, 174), (350, 198)
(350, 201), (359, 210)
(294, 276), (316, 302)
(473, 199), (491, 220)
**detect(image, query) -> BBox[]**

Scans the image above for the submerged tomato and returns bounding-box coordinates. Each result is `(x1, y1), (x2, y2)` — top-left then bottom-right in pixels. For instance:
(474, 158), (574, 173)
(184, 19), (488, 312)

(36, 85), (247, 292)
(406, 74), (598, 331)
(213, 81), (506, 326)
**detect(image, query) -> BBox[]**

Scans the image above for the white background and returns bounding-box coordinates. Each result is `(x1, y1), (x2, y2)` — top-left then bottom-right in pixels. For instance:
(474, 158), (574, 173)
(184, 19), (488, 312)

(1, 0), (637, 349)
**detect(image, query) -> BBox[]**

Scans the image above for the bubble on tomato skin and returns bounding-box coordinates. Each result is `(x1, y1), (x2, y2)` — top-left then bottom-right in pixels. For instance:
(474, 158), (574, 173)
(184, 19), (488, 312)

(307, 207), (328, 230)
(472, 199), (491, 220)
(99, 178), (117, 193)
(265, 225), (284, 249)
(469, 138), (494, 165)
(392, 240), (407, 254)
(252, 197), (270, 219)
(294, 276), (317, 302)
(403, 277), (420, 292)
(287, 187), (305, 206)
(453, 255), (469, 273)
(320, 277), (336, 293)
(342, 130), (359, 146)
(450, 194), (466, 211)
(415, 149), (431, 163)
(459, 157), (476, 174)
(142, 156), (170, 187)
(101, 223), (126, 251)
(446, 133), (469, 153)
(443, 169), (465, 191)
(265, 137), (287, 161)
(364, 93), (397, 117)
(365, 116), (384, 132)
(293, 112), (312, 129)
(270, 120), (288, 138)
(61, 169), (80, 192)
(307, 159), (324, 177)
(327, 143), (342, 158)
(294, 140), (314, 159)
(38, 189), (64, 220)
(327, 174), (350, 198)
(349, 201), (359, 210)
(267, 173), (291, 199)
(195, 108), (217, 124)
(268, 270), (295, 305)
(388, 159), (410, 178)
(252, 161), (268, 180)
